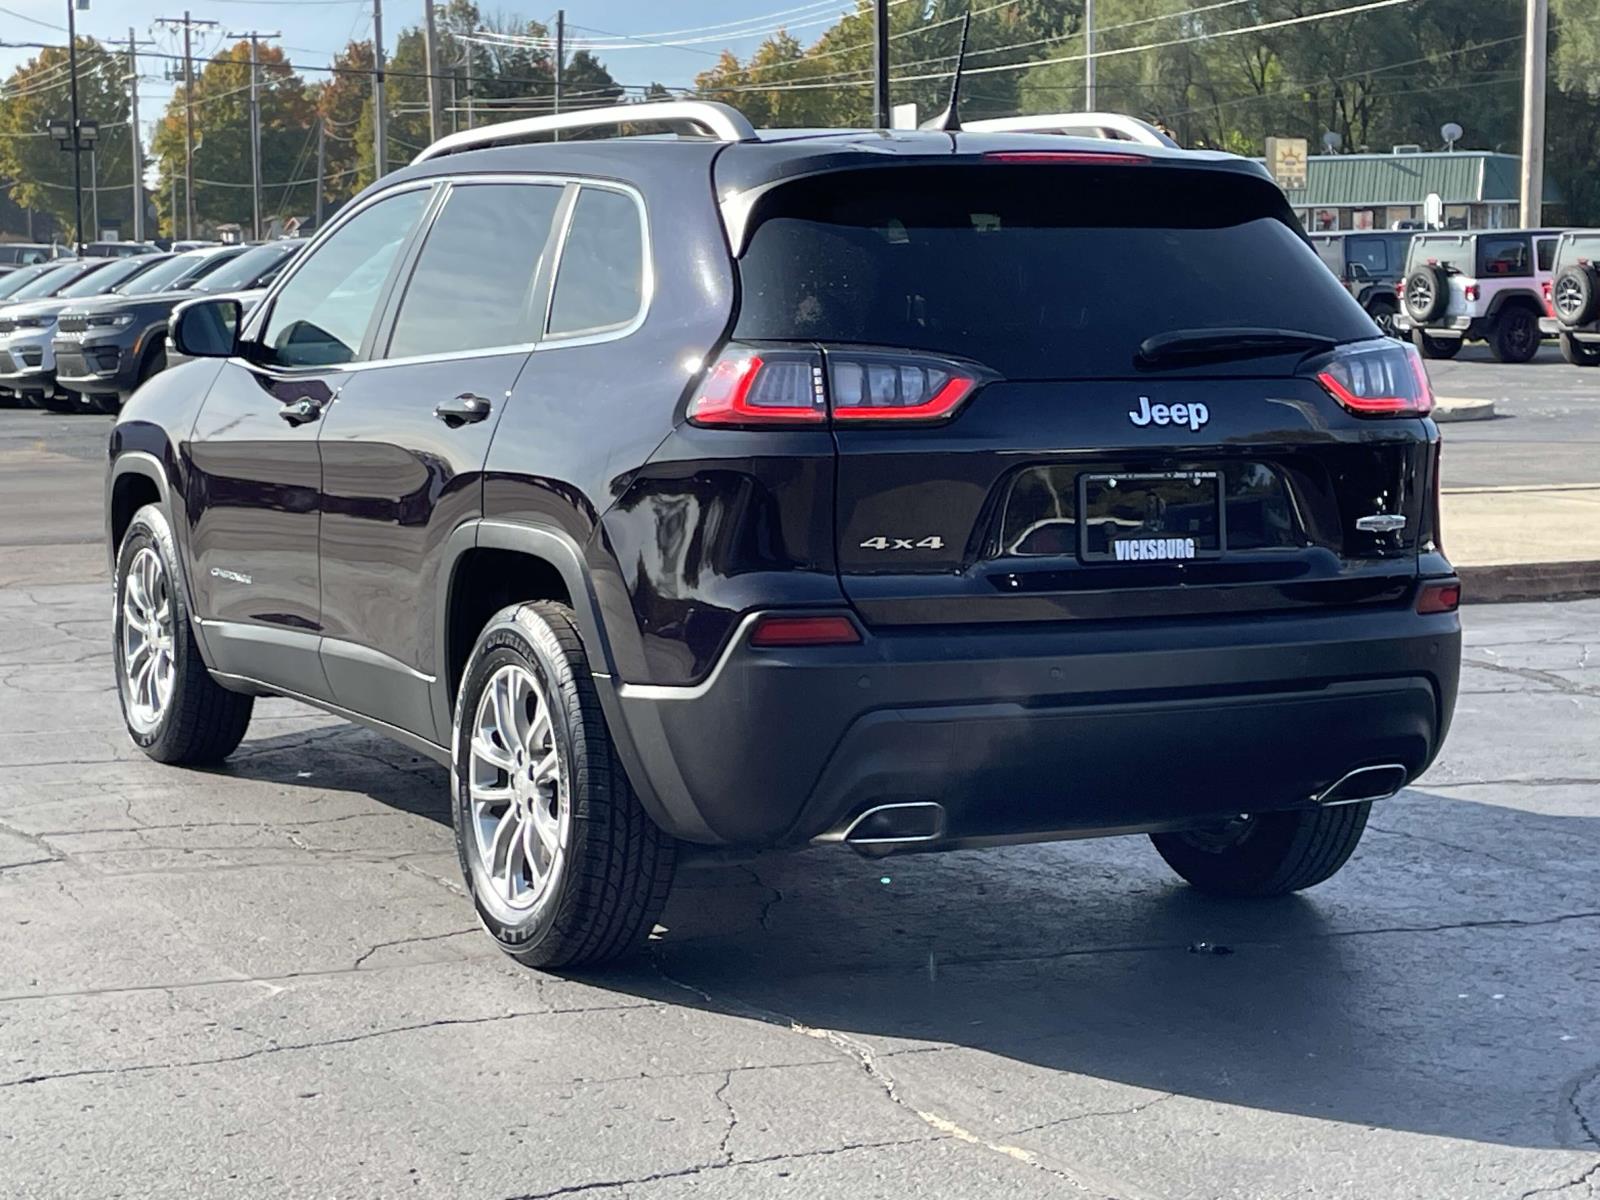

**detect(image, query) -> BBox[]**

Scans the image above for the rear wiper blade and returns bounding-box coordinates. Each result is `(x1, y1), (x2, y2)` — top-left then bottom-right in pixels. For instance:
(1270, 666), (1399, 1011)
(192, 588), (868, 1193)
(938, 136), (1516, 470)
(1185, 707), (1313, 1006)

(1136, 327), (1340, 368)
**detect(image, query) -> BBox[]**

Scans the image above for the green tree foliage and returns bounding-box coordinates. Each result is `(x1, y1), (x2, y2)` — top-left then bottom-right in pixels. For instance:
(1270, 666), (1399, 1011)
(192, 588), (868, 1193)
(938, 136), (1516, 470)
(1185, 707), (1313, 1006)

(151, 42), (317, 236)
(0, 40), (135, 241)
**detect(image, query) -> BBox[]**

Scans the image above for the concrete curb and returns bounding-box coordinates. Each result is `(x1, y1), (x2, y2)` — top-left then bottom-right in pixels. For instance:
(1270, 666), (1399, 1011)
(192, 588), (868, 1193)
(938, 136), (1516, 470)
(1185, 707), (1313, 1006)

(1433, 397), (1497, 423)
(1461, 560), (1600, 604)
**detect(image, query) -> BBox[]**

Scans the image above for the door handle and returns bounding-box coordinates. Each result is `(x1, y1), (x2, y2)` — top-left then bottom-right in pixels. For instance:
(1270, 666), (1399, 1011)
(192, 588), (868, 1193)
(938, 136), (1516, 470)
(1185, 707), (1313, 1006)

(279, 396), (322, 426)
(434, 393), (492, 426)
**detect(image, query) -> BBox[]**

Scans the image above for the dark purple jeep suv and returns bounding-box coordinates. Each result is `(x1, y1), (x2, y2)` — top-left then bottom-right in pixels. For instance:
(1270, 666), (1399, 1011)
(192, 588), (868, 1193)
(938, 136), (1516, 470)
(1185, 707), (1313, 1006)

(105, 103), (1460, 968)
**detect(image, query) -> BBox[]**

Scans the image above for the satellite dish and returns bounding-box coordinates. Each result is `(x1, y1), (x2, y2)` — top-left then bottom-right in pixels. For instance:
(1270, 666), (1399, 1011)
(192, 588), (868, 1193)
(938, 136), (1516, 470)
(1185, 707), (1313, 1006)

(1441, 121), (1463, 150)
(1321, 130), (1342, 153)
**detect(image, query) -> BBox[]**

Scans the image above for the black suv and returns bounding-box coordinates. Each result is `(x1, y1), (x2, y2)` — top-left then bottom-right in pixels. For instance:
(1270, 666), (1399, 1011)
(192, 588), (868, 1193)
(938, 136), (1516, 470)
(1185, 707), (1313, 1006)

(106, 103), (1461, 968)
(1540, 229), (1600, 366)
(1311, 230), (1413, 336)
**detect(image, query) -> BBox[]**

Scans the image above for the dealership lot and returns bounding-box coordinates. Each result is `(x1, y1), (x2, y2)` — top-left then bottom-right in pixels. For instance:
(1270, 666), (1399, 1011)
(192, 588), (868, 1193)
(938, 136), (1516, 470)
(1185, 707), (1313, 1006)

(1, 361), (1598, 1199)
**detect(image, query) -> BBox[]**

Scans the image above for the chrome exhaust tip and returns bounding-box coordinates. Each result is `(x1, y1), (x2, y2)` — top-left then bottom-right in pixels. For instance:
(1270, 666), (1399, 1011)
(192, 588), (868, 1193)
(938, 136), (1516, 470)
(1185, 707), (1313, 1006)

(1314, 764), (1408, 806)
(816, 802), (947, 851)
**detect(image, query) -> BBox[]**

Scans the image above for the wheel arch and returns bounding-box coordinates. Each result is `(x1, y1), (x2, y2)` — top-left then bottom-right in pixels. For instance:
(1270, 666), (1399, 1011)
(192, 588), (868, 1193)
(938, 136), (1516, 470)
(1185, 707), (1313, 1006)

(107, 451), (174, 569)
(1485, 288), (1543, 318)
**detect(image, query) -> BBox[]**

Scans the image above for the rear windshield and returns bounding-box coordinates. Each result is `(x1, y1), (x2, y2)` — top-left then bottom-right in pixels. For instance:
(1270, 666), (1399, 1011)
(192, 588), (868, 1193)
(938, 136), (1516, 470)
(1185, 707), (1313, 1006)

(1560, 234), (1600, 266)
(1410, 236), (1473, 275)
(733, 165), (1373, 378)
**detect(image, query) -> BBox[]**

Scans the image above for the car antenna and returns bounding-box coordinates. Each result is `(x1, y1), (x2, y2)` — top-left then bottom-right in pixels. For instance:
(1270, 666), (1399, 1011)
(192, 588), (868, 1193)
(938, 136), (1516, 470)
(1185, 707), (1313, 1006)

(920, 8), (973, 133)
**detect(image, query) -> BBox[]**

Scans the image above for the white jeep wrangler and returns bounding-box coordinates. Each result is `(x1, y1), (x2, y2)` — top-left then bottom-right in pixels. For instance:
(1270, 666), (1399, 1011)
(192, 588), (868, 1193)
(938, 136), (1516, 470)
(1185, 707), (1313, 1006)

(1396, 229), (1563, 363)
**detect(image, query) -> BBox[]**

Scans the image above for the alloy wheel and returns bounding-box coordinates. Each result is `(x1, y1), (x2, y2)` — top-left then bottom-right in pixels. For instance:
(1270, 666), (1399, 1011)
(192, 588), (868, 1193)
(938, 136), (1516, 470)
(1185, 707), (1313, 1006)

(468, 664), (569, 912)
(1554, 275), (1585, 322)
(120, 546), (175, 732)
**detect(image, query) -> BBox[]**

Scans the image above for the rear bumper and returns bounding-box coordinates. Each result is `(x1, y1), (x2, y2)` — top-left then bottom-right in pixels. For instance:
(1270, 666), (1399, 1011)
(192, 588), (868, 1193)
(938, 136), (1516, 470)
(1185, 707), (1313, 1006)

(603, 601), (1461, 849)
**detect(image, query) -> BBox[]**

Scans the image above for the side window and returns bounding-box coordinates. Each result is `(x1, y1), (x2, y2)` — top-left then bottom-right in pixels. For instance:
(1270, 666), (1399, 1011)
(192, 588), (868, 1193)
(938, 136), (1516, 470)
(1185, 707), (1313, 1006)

(1479, 237), (1530, 277)
(547, 187), (645, 337)
(1348, 237), (1387, 275)
(387, 182), (562, 359)
(1536, 238), (1556, 272)
(259, 189), (429, 368)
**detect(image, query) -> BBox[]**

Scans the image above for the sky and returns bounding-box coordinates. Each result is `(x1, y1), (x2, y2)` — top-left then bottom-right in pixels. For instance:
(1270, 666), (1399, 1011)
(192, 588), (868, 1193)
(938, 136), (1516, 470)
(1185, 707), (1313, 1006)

(0, 0), (843, 131)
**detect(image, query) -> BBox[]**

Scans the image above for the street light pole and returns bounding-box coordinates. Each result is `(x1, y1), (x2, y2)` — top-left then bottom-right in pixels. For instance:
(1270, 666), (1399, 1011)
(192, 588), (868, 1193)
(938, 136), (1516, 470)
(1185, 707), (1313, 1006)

(66, 0), (84, 253)
(1084, 0), (1096, 111)
(872, 0), (890, 129)
(1518, 0), (1549, 228)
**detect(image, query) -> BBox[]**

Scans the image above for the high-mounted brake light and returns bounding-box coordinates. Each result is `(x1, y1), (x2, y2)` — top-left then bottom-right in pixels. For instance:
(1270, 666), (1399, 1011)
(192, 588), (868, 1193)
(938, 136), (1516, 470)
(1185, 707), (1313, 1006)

(984, 150), (1150, 166)
(748, 614), (862, 648)
(686, 348), (826, 427)
(1315, 341), (1434, 417)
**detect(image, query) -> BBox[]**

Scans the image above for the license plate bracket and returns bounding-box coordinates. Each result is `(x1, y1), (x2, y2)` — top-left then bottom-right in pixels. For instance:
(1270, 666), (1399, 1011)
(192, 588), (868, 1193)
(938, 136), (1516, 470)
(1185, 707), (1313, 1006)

(1079, 470), (1225, 563)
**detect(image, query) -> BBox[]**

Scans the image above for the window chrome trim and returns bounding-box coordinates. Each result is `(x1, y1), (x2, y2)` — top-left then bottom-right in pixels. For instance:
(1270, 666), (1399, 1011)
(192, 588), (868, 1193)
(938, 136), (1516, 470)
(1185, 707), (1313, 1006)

(539, 180), (653, 349)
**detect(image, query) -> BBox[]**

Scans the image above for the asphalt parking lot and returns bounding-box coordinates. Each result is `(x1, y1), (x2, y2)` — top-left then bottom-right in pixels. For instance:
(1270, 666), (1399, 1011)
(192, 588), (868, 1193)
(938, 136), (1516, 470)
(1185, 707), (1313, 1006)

(1, 363), (1598, 1198)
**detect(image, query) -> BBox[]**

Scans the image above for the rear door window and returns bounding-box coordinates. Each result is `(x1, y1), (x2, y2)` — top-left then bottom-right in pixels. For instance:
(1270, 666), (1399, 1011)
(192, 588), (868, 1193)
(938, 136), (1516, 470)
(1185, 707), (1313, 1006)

(1347, 237), (1388, 276)
(1479, 237), (1531, 276)
(388, 182), (562, 359)
(734, 165), (1373, 379)
(1535, 238), (1557, 272)
(546, 187), (646, 338)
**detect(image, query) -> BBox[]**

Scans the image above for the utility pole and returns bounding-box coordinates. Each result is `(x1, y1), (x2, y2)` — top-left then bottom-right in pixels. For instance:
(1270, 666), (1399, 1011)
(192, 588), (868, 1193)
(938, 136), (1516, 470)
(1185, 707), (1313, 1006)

(1518, 0), (1549, 228)
(872, 0), (890, 129)
(157, 12), (219, 240)
(66, 0), (84, 253)
(314, 117), (325, 231)
(422, 0), (443, 143)
(89, 146), (99, 237)
(463, 47), (474, 131)
(1084, 0), (1096, 110)
(372, 0), (388, 177)
(127, 28), (152, 244)
(226, 29), (280, 242)
(553, 10), (564, 115)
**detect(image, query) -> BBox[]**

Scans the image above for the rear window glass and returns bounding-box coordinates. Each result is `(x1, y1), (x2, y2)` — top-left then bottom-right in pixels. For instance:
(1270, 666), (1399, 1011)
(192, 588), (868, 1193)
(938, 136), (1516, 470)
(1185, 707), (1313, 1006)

(734, 166), (1373, 378)
(1561, 234), (1600, 266)
(1410, 237), (1472, 275)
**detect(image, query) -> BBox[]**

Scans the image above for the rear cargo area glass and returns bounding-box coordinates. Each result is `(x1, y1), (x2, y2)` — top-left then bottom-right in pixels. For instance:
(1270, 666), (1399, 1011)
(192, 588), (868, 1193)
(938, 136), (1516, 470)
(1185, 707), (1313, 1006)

(734, 165), (1373, 378)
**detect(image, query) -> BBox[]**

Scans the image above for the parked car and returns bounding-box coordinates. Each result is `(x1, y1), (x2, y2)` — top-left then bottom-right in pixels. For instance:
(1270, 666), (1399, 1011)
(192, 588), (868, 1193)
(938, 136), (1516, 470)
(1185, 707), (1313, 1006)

(0, 260), (73, 302)
(1396, 228), (1563, 361)
(1311, 230), (1414, 337)
(0, 243), (66, 275)
(0, 259), (120, 402)
(157, 239), (306, 372)
(84, 241), (160, 258)
(1538, 229), (1600, 366)
(53, 245), (249, 412)
(107, 102), (1460, 968)
(0, 255), (175, 411)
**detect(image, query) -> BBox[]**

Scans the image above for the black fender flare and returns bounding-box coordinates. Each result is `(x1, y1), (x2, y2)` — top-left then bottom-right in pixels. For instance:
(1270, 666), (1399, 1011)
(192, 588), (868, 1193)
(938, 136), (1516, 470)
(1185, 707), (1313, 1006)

(1485, 289), (1542, 319)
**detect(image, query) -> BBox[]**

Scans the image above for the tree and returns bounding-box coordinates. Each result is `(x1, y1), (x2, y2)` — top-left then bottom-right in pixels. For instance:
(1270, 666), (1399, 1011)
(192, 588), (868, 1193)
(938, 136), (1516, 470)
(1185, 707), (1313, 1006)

(310, 40), (375, 218)
(150, 42), (315, 235)
(0, 39), (135, 242)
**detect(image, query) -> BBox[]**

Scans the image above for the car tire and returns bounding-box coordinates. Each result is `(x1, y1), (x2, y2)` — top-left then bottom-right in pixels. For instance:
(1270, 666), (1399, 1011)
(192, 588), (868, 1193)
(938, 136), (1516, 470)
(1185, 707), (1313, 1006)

(1150, 802), (1371, 897)
(452, 601), (675, 969)
(89, 393), (120, 415)
(114, 503), (255, 764)
(1559, 331), (1600, 367)
(1488, 305), (1540, 364)
(1402, 266), (1449, 323)
(1366, 298), (1400, 338)
(1411, 330), (1461, 360)
(1552, 264), (1599, 326)
(39, 393), (77, 413)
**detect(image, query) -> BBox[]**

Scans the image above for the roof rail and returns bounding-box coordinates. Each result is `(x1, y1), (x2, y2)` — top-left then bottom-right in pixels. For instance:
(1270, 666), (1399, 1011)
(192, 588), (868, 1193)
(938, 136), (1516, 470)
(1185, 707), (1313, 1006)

(962, 112), (1179, 149)
(412, 101), (759, 163)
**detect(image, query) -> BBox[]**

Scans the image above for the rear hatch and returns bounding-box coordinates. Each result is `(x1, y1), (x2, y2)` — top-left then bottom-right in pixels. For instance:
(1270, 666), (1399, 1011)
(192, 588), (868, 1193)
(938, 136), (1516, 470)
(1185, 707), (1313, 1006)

(722, 155), (1439, 627)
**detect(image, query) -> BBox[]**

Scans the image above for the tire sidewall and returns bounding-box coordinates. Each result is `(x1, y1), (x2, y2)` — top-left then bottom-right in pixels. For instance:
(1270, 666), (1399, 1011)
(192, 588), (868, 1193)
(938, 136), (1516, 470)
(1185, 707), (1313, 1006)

(113, 505), (194, 756)
(451, 608), (579, 957)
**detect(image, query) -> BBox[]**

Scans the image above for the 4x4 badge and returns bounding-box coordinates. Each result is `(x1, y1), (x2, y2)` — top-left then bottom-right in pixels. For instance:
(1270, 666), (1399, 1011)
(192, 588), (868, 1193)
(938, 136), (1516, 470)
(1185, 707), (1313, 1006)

(1129, 396), (1209, 431)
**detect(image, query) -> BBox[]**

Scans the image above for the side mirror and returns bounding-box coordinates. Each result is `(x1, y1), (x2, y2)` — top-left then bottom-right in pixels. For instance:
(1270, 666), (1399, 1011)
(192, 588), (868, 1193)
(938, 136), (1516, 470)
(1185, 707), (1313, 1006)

(169, 297), (241, 359)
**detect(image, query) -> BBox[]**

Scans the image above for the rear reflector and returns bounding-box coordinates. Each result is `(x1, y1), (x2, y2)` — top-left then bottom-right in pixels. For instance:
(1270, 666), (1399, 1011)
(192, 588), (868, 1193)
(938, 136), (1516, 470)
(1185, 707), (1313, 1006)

(748, 614), (862, 648)
(1314, 340), (1434, 417)
(984, 150), (1150, 166)
(1415, 581), (1461, 614)
(687, 349), (826, 427)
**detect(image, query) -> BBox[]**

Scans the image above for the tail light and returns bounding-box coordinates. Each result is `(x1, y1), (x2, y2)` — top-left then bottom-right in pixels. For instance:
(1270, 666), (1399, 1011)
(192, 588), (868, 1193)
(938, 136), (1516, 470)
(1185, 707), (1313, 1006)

(1313, 341), (1434, 417)
(1541, 280), (1556, 318)
(1415, 580), (1461, 614)
(1463, 283), (1480, 302)
(687, 344), (984, 428)
(1395, 279), (1405, 296)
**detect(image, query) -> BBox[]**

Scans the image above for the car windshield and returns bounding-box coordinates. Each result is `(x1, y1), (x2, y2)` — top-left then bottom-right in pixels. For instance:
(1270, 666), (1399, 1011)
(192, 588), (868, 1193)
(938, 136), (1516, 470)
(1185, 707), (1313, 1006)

(0, 263), (57, 299)
(11, 261), (95, 300)
(114, 252), (214, 296)
(55, 257), (155, 298)
(735, 164), (1374, 378)
(192, 243), (298, 294)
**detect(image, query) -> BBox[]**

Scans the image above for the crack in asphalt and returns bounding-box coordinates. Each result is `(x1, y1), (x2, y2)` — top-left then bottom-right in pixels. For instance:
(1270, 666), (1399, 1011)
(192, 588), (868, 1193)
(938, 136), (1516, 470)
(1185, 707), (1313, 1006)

(1518, 1160), (1600, 1199)
(498, 1135), (945, 1199)
(1463, 656), (1600, 699)
(1005, 1093), (1177, 1137)
(350, 928), (478, 970)
(1367, 823), (1550, 871)
(0, 1001), (661, 1089)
